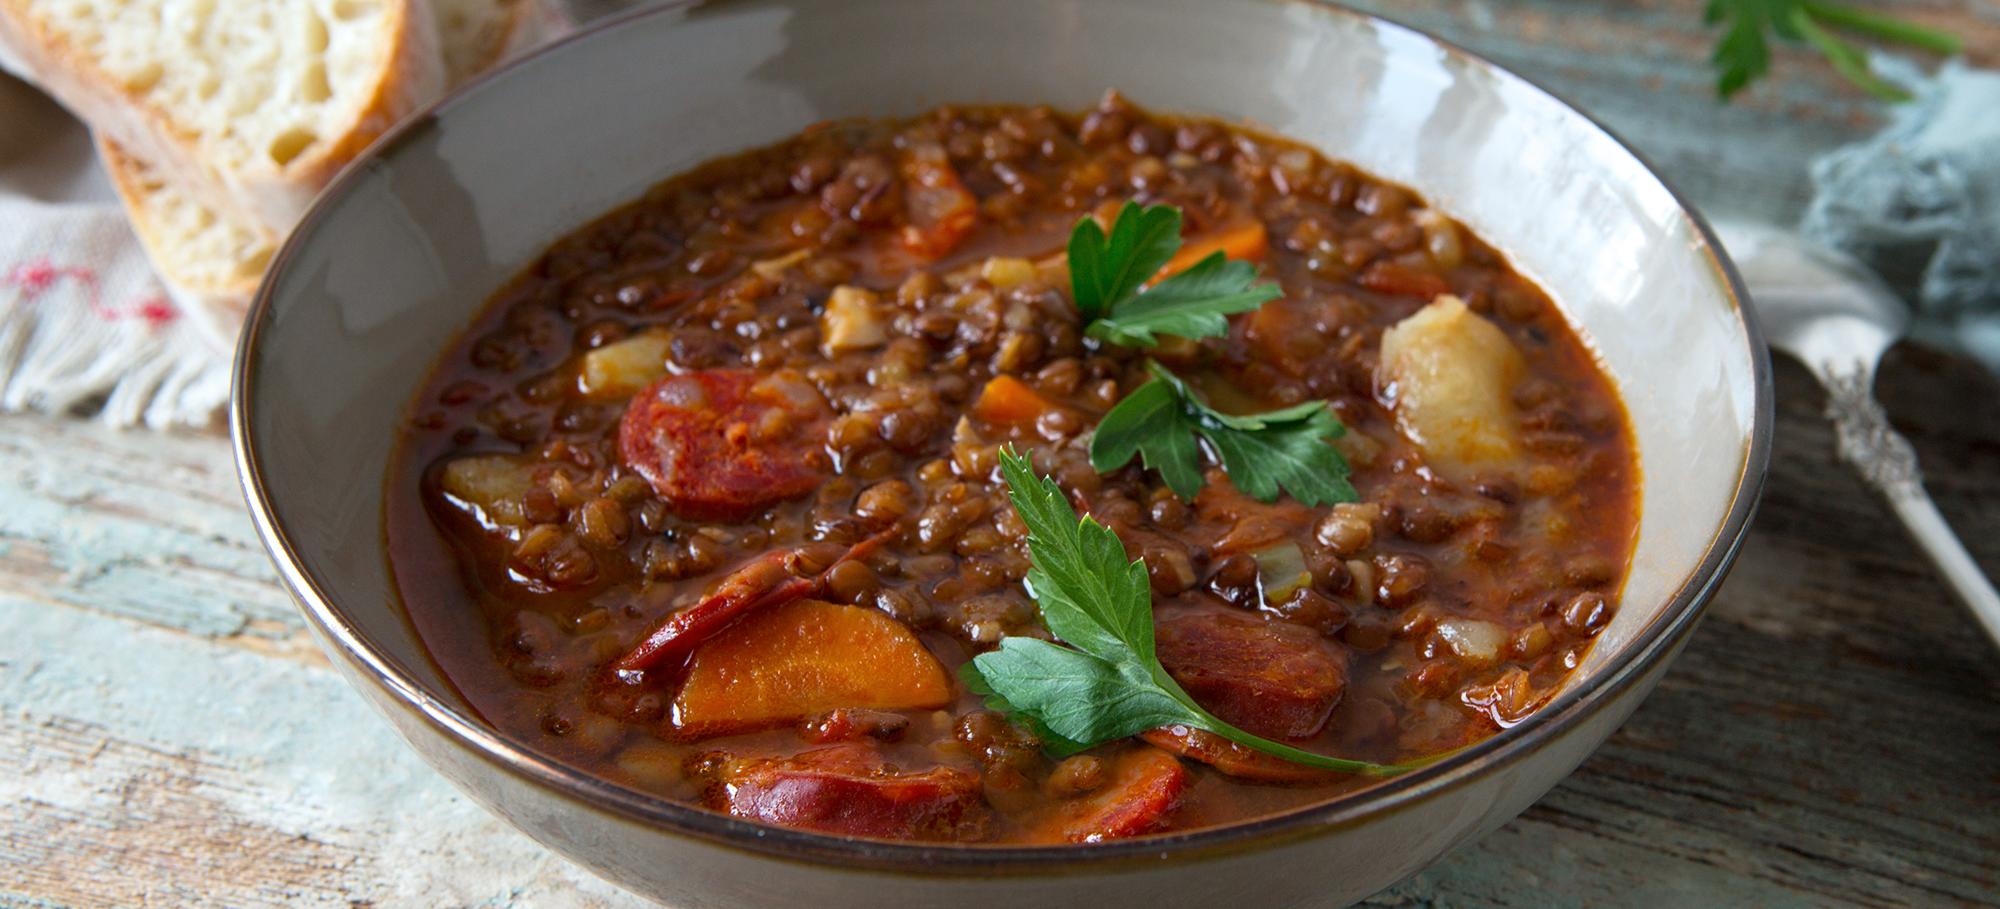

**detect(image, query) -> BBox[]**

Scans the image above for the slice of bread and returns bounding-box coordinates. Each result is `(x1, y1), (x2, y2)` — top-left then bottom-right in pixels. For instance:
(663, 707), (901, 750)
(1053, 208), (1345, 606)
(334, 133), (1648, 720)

(0, 0), (443, 235)
(435, 0), (564, 85)
(95, 0), (563, 318)
(96, 137), (275, 322)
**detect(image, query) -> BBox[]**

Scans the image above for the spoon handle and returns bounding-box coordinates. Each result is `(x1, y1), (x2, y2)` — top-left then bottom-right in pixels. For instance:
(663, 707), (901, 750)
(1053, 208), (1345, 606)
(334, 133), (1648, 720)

(1885, 485), (2000, 646)
(1824, 365), (2000, 647)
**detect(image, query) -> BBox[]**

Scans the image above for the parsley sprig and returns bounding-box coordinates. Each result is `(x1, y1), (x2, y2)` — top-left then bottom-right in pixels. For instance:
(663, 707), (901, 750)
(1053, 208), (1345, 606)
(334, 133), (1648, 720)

(1060, 202), (1351, 505)
(1706, 0), (1961, 101)
(1089, 362), (1356, 506)
(961, 448), (1416, 777)
(1069, 202), (1280, 347)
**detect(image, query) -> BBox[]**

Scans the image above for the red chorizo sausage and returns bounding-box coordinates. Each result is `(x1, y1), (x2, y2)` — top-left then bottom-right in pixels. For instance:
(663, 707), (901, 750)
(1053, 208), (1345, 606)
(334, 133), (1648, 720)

(610, 528), (898, 675)
(1358, 260), (1451, 299)
(1155, 611), (1347, 740)
(707, 743), (988, 842)
(1053, 747), (1188, 843)
(618, 368), (830, 521)
(1140, 725), (1345, 784)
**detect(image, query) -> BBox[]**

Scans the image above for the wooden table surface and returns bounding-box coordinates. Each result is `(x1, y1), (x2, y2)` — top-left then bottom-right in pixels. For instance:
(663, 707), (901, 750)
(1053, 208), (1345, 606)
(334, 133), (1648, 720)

(5, 2), (1998, 906)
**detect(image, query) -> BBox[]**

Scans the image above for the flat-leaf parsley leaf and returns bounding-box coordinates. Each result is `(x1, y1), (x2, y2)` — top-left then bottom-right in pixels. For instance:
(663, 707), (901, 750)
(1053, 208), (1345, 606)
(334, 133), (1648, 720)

(1705, 0), (1961, 101)
(1067, 202), (1279, 347)
(960, 448), (1417, 776)
(1089, 362), (1357, 506)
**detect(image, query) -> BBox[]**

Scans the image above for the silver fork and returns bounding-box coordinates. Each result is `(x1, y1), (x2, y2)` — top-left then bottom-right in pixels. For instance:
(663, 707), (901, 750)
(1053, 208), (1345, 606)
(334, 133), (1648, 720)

(1716, 220), (2000, 649)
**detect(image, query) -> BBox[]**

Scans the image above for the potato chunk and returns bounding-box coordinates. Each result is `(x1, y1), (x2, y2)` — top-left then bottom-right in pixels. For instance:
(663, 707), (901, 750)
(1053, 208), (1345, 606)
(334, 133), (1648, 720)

(579, 331), (671, 399)
(1377, 295), (1526, 480)
(820, 285), (887, 354)
(979, 256), (1037, 291)
(437, 454), (536, 531)
(673, 600), (951, 735)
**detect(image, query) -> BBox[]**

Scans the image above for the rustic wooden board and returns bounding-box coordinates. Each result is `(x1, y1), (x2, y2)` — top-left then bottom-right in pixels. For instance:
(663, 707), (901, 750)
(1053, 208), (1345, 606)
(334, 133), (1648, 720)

(5, 1), (1999, 906)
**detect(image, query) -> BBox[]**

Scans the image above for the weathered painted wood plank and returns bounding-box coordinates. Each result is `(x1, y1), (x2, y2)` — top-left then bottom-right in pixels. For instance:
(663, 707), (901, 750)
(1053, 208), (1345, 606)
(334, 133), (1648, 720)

(0, 420), (300, 650)
(0, 595), (636, 908)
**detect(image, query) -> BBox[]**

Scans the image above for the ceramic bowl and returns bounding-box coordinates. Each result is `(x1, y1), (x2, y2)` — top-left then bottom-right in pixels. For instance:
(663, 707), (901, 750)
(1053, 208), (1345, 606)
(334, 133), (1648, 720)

(233, 0), (1771, 905)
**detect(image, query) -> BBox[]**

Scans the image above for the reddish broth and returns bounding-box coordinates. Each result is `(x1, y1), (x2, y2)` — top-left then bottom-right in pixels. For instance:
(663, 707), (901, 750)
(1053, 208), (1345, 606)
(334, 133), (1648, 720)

(386, 93), (1637, 844)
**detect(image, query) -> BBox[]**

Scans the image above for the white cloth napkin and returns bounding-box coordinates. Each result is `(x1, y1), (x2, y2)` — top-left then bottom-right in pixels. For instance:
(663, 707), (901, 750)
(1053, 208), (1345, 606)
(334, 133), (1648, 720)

(1804, 58), (2000, 375)
(0, 71), (232, 428)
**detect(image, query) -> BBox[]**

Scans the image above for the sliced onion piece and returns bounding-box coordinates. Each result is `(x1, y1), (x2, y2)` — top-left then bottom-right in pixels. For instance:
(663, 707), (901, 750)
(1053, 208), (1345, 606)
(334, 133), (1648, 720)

(1252, 541), (1313, 608)
(1434, 617), (1508, 667)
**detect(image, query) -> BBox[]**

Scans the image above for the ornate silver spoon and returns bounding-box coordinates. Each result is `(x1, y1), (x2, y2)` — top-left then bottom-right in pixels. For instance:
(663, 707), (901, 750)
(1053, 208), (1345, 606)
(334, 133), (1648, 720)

(1716, 220), (2000, 647)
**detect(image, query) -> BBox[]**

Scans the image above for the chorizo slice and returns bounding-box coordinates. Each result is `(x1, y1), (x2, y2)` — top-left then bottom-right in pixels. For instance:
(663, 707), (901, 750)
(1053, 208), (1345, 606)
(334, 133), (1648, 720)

(1155, 611), (1347, 740)
(1358, 261), (1452, 299)
(1193, 470), (1314, 556)
(617, 368), (831, 521)
(707, 743), (988, 842)
(610, 529), (897, 674)
(1052, 747), (1189, 843)
(1139, 725), (1343, 784)
(799, 708), (911, 745)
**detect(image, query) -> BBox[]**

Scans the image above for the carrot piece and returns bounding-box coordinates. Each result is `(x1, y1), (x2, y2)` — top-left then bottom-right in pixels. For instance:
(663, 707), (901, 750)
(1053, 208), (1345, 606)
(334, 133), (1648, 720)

(610, 528), (897, 675)
(1358, 261), (1451, 299)
(973, 375), (1058, 427)
(672, 600), (952, 736)
(1154, 221), (1268, 282)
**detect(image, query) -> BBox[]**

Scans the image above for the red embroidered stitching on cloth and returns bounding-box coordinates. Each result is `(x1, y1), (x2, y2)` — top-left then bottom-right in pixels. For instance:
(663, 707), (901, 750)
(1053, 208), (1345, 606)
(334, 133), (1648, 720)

(3, 256), (178, 327)
(133, 295), (178, 328)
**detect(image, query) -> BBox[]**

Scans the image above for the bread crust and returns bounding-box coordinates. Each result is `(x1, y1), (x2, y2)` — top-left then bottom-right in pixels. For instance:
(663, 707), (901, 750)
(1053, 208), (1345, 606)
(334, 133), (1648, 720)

(86, 0), (566, 321)
(96, 134), (267, 317)
(0, 0), (444, 235)
(498, 0), (571, 70)
(441, 0), (570, 85)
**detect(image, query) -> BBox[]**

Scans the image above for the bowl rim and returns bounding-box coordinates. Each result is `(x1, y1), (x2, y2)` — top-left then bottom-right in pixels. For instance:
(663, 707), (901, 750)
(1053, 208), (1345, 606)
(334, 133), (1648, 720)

(231, 0), (1774, 875)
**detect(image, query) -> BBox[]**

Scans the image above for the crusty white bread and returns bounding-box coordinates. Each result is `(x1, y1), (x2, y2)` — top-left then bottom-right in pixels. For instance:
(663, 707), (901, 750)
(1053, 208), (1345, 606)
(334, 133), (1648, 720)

(96, 137), (273, 322)
(94, 0), (564, 318)
(0, 0), (444, 235)
(435, 0), (564, 85)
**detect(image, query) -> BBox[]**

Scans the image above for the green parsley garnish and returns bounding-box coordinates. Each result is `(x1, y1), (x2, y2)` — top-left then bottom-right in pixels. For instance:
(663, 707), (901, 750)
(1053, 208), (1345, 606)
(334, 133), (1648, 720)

(1089, 361), (1357, 506)
(1058, 202), (1350, 504)
(1705, 0), (1961, 101)
(961, 448), (1415, 777)
(1068, 201), (1280, 347)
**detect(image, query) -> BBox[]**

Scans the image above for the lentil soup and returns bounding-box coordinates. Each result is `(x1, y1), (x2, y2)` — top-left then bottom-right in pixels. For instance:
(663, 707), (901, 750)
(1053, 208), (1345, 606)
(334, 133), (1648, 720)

(386, 93), (1638, 845)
